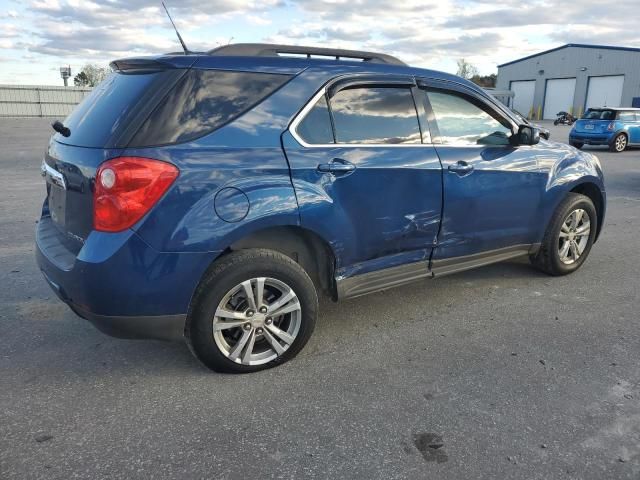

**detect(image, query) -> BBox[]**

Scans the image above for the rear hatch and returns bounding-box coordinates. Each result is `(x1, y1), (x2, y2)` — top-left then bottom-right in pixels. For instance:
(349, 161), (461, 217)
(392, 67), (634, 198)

(42, 60), (190, 247)
(42, 56), (295, 252)
(573, 108), (616, 134)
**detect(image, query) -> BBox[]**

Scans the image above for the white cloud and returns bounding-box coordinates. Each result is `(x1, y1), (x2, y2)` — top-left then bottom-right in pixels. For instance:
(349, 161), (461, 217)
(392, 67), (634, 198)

(246, 15), (272, 26)
(0, 0), (637, 84)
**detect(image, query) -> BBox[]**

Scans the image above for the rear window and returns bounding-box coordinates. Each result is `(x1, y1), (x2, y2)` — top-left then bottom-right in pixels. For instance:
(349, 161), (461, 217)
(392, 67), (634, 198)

(58, 69), (185, 148)
(130, 69), (292, 146)
(583, 109), (616, 120)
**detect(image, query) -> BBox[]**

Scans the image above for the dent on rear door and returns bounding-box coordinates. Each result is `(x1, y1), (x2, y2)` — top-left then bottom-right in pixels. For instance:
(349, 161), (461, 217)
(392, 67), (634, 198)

(283, 134), (443, 275)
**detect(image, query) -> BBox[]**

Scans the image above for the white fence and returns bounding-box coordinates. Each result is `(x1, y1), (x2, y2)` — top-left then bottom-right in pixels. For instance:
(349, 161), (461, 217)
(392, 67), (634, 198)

(0, 84), (91, 117)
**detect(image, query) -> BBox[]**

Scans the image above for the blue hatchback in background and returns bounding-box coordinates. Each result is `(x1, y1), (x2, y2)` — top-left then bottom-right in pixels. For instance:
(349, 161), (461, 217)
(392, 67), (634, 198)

(36, 44), (606, 373)
(570, 107), (640, 152)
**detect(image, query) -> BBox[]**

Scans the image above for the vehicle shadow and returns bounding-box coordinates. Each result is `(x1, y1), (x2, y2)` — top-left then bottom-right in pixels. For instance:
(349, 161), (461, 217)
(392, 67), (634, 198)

(5, 259), (550, 378)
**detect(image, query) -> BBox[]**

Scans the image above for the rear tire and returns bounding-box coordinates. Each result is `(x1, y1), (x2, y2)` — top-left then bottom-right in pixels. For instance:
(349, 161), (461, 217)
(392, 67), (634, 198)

(570, 141), (583, 150)
(610, 133), (627, 153)
(186, 249), (318, 373)
(530, 193), (597, 276)
(554, 120), (559, 126)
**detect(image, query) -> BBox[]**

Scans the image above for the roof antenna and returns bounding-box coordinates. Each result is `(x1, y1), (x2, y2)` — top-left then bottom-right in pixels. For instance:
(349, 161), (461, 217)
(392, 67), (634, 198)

(161, 2), (190, 55)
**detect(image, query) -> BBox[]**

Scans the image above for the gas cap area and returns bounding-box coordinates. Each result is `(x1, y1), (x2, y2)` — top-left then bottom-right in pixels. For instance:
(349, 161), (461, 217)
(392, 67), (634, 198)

(214, 187), (250, 223)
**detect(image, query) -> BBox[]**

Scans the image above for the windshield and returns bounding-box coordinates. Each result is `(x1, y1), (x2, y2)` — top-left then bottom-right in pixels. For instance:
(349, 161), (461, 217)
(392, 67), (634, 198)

(583, 109), (616, 120)
(510, 109), (526, 123)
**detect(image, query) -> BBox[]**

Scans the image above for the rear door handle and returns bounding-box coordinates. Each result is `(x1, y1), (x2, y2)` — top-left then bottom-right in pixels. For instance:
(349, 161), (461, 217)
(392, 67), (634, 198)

(317, 158), (356, 174)
(448, 161), (474, 175)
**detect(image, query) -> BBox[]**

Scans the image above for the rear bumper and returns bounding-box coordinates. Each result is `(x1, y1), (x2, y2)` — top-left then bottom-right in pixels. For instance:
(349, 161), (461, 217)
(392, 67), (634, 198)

(36, 214), (220, 341)
(569, 132), (614, 145)
(74, 306), (186, 341)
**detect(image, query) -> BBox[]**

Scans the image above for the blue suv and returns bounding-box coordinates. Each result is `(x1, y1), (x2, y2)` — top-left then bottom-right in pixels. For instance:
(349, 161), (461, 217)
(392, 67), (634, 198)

(37, 44), (606, 372)
(570, 107), (640, 152)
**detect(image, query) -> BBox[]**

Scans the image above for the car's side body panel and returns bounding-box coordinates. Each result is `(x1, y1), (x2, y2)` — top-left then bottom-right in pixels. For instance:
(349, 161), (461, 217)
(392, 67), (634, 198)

(127, 145), (300, 253)
(537, 143), (606, 238)
(431, 143), (545, 259)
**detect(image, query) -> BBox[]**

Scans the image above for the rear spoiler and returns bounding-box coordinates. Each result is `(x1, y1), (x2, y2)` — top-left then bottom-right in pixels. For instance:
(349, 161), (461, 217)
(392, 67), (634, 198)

(109, 56), (197, 73)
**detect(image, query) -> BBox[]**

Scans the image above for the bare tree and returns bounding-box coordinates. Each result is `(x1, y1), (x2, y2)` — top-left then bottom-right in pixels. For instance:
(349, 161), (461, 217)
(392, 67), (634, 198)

(456, 58), (479, 80)
(73, 64), (110, 87)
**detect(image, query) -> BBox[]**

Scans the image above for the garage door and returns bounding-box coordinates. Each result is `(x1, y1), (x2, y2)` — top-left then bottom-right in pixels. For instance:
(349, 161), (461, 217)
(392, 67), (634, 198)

(510, 80), (535, 118)
(543, 78), (576, 120)
(586, 75), (625, 109)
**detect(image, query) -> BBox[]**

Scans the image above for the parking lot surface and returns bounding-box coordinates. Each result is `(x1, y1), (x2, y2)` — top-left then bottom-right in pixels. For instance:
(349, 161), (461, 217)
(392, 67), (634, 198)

(1, 119), (639, 479)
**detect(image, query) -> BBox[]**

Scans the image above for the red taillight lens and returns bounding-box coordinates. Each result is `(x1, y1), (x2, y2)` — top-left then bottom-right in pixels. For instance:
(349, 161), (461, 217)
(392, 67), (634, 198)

(94, 157), (178, 232)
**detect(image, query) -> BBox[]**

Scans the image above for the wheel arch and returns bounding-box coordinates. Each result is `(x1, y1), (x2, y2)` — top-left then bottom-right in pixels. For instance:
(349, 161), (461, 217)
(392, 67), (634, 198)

(227, 225), (337, 299)
(570, 181), (604, 241)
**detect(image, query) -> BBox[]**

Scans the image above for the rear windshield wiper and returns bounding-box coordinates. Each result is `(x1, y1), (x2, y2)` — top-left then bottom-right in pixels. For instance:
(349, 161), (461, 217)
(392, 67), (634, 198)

(52, 120), (70, 137)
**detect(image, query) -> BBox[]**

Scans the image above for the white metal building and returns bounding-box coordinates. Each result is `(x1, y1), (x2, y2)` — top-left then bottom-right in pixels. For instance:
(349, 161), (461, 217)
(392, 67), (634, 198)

(496, 44), (640, 120)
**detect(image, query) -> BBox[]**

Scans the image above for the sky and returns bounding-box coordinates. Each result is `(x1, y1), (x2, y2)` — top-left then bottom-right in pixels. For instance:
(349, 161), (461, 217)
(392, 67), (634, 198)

(0, 0), (637, 86)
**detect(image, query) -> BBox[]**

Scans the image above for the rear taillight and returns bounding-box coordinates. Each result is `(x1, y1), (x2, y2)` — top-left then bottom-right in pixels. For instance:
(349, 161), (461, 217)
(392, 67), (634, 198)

(94, 157), (178, 232)
(607, 122), (615, 131)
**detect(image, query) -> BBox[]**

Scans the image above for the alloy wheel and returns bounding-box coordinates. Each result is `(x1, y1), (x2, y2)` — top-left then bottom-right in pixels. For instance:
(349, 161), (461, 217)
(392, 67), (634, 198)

(558, 208), (591, 265)
(615, 134), (627, 152)
(212, 277), (301, 365)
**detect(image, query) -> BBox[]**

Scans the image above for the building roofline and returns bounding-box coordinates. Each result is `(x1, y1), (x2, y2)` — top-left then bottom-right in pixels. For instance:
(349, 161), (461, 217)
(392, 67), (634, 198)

(498, 43), (640, 68)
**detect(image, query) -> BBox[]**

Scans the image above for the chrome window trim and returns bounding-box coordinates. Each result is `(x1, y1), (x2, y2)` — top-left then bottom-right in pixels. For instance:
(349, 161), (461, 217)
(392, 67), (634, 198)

(289, 86), (433, 148)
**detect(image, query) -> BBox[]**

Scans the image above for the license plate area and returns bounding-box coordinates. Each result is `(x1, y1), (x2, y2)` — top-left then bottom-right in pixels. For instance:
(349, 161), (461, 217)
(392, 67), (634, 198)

(584, 124), (594, 130)
(48, 183), (67, 228)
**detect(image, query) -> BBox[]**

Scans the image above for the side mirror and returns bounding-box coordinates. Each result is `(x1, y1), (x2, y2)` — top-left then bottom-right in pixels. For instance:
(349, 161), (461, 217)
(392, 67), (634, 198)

(515, 125), (540, 145)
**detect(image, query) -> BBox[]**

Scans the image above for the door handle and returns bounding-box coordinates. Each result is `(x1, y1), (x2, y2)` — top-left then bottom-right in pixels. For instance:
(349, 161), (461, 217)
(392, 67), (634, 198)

(448, 161), (474, 175)
(317, 158), (356, 174)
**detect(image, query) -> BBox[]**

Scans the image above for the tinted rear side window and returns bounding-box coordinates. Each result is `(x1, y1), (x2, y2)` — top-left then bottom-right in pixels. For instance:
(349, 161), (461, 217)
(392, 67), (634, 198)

(296, 95), (334, 144)
(618, 111), (637, 121)
(329, 87), (421, 144)
(131, 69), (292, 146)
(58, 70), (184, 148)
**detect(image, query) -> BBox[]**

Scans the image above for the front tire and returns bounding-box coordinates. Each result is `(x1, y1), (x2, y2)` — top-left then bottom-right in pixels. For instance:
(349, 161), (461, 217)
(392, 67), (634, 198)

(610, 133), (627, 153)
(186, 249), (318, 373)
(530, 193), (597, 276)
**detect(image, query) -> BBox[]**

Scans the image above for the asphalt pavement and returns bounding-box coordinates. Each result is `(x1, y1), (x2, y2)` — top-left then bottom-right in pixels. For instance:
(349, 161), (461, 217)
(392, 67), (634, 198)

(0, 119), (639, 479)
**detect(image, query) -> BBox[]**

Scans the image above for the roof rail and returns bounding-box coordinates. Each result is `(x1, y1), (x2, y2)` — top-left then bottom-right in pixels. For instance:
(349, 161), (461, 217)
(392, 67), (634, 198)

(207, 43), (406, 66)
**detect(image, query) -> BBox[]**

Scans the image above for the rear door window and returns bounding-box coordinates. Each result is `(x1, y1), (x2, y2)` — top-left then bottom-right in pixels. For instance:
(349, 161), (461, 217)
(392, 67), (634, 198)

(296, 95), (334, 144)
(131, 70), (292, 146)
(329, 87), (421, 144)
